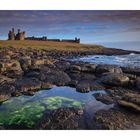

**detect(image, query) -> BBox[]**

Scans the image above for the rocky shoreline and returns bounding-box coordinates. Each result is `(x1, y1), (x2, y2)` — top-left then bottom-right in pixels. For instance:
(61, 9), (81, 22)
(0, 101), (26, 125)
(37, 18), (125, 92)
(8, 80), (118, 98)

(0, 46), (140, 130)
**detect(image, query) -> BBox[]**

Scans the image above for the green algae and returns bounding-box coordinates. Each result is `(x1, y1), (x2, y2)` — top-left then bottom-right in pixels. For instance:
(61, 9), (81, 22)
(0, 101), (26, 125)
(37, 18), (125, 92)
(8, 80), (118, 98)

(0, 95), (83, 128)
(8, 104), (45, 128)
(42, 96), (83, 110)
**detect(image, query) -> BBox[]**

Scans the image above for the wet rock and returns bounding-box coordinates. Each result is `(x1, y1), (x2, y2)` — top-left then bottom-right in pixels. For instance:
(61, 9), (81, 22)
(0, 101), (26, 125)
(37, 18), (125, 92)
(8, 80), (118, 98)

(0, 60), (23, 78)
(95, 64), (122, 74)
(39, 108), (83, 130)
(93, 93), (114, 105)
(0, 75), (15, 84)
(0, 60), (22, 73)
(0, 84), (15, 103)
(19, 56), (31, 71)
(117, 93), (140, 112)
(68, 72), (96, 82)
(41, 82), (53, 89)
(68, 80), (78, 87)
(76, 80), (105, 93)
(136, 78), (140, 90)
(44, 70), (71, 86)
(81, 64), (96, 73)
(117, 100), (140, 112)
(15, 78), (42, 93)
(70, 65), (81, 73)
(93, 108), (139, 130)
(55, 60), (71, 71)
(101, 73), (129, 87)
(31, 59), (45, 67)
(122, 67), (140, 76)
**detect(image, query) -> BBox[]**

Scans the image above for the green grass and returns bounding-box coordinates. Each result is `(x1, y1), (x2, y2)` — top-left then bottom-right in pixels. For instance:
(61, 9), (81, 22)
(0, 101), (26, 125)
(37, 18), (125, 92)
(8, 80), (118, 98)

(0, 40), (104, 52)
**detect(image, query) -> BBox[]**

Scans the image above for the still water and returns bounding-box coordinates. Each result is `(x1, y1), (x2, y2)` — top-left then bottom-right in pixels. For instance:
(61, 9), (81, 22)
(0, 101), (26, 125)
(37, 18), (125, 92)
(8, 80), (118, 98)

(0, 86), (113, 129)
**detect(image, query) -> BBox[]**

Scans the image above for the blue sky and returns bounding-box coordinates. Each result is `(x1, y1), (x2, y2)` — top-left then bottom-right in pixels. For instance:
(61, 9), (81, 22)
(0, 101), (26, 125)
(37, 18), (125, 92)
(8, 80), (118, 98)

(0, 10), (140, 44)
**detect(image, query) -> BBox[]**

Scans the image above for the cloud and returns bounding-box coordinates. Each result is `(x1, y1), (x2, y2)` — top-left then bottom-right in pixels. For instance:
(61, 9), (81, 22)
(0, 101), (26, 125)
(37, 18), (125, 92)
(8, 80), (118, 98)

(0, 10), (140, 42)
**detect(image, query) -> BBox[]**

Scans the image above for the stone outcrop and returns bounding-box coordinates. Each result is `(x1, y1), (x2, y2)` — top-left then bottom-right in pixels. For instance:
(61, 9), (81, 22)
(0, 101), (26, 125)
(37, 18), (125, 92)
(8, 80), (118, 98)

(117, 93), (140, 112)
(101, 73), (129, 87)
(95, 64), (122, 74)
(93, 93), (114, 105)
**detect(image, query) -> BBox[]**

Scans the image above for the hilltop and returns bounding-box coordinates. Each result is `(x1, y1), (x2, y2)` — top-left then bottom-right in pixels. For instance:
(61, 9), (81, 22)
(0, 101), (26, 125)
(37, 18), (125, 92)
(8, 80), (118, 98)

(0, 40), (103, 51)
(0, 40), (138, 56)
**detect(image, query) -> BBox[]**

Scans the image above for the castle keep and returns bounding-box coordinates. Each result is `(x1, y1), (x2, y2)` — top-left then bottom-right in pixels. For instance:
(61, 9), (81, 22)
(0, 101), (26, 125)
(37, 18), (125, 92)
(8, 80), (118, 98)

(8, 28), (80, 43)
(8, 28), (25, 40)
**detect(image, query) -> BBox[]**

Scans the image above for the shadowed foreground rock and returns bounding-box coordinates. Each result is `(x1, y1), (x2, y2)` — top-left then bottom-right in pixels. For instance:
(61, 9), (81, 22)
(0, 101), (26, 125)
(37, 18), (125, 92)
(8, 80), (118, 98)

(39, 108), (83, 130)
(93, 108), (140, 130)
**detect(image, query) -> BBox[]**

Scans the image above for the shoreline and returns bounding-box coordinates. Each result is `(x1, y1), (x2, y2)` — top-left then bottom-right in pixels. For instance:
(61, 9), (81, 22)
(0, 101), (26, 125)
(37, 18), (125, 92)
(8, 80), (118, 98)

(0, 42), (140, 130)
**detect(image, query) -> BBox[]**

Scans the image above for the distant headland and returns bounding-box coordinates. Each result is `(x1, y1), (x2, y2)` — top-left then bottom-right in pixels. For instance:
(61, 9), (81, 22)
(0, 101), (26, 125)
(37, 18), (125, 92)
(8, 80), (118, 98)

(8, 28), (80, 43)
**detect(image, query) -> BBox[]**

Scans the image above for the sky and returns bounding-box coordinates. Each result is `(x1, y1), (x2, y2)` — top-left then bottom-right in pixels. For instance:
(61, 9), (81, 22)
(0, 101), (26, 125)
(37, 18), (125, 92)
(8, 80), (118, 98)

(0, 10), (140, 44)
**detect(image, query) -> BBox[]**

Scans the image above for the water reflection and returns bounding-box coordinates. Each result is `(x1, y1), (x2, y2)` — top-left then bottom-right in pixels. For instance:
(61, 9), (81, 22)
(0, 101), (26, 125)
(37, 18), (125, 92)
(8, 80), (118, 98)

(0, 86), (113, 128)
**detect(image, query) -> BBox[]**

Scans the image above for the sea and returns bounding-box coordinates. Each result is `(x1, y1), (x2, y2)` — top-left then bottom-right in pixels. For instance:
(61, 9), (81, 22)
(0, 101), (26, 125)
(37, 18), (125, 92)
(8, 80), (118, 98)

(72, 41), (140, 68)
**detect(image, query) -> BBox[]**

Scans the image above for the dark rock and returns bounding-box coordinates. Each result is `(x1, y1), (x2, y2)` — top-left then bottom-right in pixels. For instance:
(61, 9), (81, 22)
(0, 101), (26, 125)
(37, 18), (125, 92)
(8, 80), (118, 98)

(96, 64), (122, 74)
(136, 78), (140, 90)
(19, 56), (31, 71)
(76, 80), (105, 93)
(55, 60), (71, 71)
(44, 70), (71, 86)
(117, 100), (140, 112)
(93, 108), (140, 130)
(117, 93), (140, 112)
(101, 73), (129, 87)
(81, 64), (96, 73)
(0, 60), (23, 73)
(15, 78), (42, 93)
(39, 108), (83, 130)
(93, 93), (114, 105)
(0, 75), (15, 84)
(122, 67), (140, 76)
(70, 65), (81, 73)
(0, 84), (15, 103)
(31, 59), (45, 67)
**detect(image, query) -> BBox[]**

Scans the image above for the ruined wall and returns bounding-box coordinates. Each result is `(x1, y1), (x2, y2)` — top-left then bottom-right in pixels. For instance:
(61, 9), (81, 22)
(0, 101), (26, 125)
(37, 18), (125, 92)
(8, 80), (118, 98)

(8, 28), (80, 43)
(8, 28), (15, 40)
(8, 28), (25, 40)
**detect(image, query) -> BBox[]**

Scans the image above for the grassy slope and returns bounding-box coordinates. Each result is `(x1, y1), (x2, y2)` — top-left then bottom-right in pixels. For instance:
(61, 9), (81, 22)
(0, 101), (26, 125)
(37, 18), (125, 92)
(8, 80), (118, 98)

(0, 40), (104, 52)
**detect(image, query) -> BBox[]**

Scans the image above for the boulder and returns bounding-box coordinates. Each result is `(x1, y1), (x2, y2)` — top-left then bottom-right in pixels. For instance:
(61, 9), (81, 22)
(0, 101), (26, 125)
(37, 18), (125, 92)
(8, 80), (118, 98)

(76, 80), (105, 93)
(101, 73), (129, 87)
(117, 100), (140, 112)
(0, 75), (15, 84)
(136, 78), (140, 90)
(19, 56), (31, 71)
(69, 65), (81, 73)
(93, 93), (114, 105)
(0, 84), (15, 103)
(122, 67), (140, 76)
(44, 70), (71, 86)
(81, 64), (96, 73)
(31, 59), (45, 67)
(96, 64), (122, 74)
(15, 78), (42, 93)
(55, 60), (71, 71)
(117, 93), (140, 112)
(0, 60), (23, 78)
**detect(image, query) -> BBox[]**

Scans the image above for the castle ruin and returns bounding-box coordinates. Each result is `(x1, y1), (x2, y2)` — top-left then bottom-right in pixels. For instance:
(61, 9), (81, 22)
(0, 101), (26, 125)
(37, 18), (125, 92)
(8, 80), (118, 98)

(8, 28), (80, 43)
(8, 28), (25, 40)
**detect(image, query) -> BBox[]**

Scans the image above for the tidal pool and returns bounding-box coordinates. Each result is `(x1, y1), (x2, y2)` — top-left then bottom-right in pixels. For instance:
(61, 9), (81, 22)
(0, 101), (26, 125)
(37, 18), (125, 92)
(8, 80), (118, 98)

(0, 86), (113, 129)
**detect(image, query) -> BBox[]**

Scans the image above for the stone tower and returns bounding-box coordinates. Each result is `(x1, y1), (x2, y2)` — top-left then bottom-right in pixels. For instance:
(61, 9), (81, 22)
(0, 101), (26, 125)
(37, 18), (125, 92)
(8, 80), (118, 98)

(8, 28), (15, 40)
(15, 29), (25, 40)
